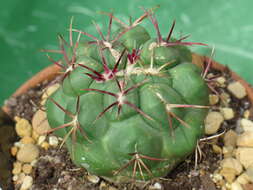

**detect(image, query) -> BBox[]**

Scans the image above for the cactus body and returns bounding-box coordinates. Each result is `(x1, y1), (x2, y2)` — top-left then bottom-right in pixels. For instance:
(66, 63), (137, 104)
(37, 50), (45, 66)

(45, 11), (209, 181)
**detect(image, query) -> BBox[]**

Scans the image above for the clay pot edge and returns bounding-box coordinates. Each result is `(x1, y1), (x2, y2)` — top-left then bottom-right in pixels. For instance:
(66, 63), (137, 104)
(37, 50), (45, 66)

(2, 64), (61, 115)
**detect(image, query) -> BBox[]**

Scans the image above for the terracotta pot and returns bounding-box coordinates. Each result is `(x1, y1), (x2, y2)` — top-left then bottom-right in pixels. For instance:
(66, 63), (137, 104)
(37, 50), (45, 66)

(2, 55), (253, 117)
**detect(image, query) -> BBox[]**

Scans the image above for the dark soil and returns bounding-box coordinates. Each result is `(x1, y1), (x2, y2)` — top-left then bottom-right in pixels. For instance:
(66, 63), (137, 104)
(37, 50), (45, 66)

(5, 82), (47, 121)
(4, 67), (252, 190)
(0, 111), (16, 190)
(29, 142), (219, 190)
(32, 148), (89, 190)
(5, 76), (62, 121)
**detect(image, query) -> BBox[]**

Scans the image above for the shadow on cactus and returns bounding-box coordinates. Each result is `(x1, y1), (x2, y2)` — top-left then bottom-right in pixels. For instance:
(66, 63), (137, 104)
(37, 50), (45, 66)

(44, 8), (210, 182)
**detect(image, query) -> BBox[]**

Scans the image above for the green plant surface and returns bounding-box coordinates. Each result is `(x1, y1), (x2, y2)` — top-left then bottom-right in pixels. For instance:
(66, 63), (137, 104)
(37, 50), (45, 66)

(1, 0), (253, 105)
(45, 10), (209, 181)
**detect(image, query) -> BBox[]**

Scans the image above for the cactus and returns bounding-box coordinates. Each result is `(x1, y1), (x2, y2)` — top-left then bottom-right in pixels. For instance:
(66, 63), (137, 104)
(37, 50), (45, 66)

(45, 9), (209, 181)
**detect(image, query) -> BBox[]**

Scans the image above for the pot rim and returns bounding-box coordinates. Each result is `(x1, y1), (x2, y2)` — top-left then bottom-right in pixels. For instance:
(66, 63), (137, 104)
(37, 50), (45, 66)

(192, 53), (253, 103)
(2, 54), (253, 117)
(2, 64), (61, 115)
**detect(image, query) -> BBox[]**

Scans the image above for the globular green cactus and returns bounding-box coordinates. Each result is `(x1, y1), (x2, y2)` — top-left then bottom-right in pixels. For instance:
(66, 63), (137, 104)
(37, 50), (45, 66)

(45, 10), (209, 181)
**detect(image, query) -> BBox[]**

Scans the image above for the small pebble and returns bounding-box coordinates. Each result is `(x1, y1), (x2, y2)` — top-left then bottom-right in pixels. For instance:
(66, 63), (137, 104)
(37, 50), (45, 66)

(87, 174), (100, 184)
(240, 119), (253, 132)
(231, 181), (243, 190)
(236, 172), (251, 185)
(99, 181), (107, 190)
(209, 94), (219, 105)
(206, 73), (215, 79)
(14, 141), (22, 148)
(12, 174), (19, 182)
(205, 112), (224, 135)
(20, 175), (33, 190)
(41, 83), (60, 105)
(11, 146), (18, 156)
(12, 162), (22, 175)
(245, 165), (253, 183)
(22, 164), (33, 174)
(32, 110), (51, 135)
(41, 142), (50, 150)
(216, 76), (226, 87)
(222, 146), (234, 158)
(220, 92), (231, 106)
(220, 107), (234, 120)
(149, 182), (162, 190)
(17, 144), (39, 163)
(237, 131), (253, 147)
(16, 173), (26, 185)
(220, 157), (243, 175)
(15, 117), (32, 137)
(223, 130), (238, 147)
(49, 136), (59, 147)
(37, 135), (46, 145)
(244, 110), (250, 119)
(212, 144), (222, 154)
(220, 167), (237, 183)
(30, 159), (37, 167)
(227, 81), (247, 99)
(236, 147), (253, 168)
